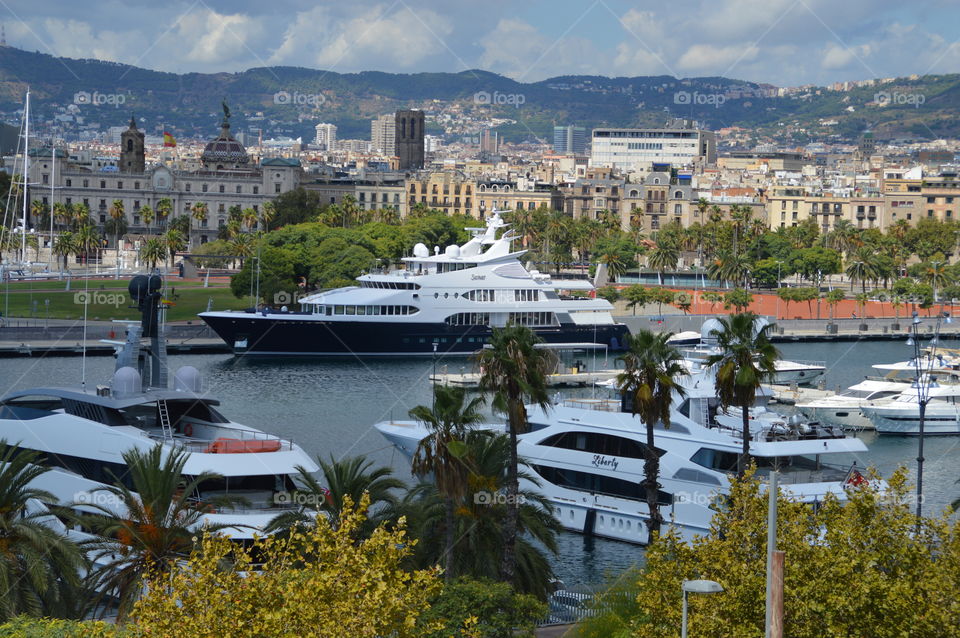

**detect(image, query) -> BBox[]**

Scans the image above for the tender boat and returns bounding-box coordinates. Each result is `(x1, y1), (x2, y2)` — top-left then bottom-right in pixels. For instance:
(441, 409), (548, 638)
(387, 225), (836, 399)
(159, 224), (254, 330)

(200, 211), (630, 356)
(0, 275), (318, 540)
(376, 362), (869, 545)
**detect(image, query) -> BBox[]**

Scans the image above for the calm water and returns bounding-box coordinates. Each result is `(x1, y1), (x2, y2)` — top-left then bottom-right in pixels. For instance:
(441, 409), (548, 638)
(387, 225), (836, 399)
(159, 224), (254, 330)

(1, 338), (958, 588)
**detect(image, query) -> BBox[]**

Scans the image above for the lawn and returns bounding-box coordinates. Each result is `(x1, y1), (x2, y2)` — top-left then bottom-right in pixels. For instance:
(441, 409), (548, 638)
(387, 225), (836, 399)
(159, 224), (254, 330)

(0, 283), (251, 322)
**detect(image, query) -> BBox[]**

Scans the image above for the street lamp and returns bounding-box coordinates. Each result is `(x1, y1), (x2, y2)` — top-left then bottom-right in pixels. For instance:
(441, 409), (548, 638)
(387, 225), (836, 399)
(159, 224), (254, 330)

(907, 309), (950, 529)
(681, 579), (724, 638)
(431, 341), (439, 411)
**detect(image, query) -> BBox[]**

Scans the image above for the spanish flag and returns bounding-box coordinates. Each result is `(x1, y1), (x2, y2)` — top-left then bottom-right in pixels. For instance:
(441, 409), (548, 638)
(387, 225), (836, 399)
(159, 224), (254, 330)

(163, 132), (177, 148)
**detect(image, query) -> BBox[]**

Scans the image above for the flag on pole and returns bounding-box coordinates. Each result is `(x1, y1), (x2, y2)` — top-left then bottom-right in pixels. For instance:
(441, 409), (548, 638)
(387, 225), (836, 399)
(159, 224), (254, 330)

(163, 132), (177, 147)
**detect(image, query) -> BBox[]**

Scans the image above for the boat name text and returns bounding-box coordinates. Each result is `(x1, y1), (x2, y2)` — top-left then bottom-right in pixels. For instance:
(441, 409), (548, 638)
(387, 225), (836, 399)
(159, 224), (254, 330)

(591, 455), (619, 471)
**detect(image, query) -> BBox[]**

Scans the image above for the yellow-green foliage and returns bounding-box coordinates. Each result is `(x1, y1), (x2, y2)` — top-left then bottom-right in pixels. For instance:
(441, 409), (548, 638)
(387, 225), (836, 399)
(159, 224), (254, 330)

(0, 617), (122, 637)
(132, 496), (445, 638)
(578, 468), (960, 638)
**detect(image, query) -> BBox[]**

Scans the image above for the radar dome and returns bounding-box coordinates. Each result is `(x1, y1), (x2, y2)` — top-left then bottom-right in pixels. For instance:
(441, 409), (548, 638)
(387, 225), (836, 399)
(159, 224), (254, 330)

(700, 318), (723, 341)
(445, 245), (461, 258)
(174, 366), (203, 393)
(413, 243), (429, 258)
(112, 366), (141, 398)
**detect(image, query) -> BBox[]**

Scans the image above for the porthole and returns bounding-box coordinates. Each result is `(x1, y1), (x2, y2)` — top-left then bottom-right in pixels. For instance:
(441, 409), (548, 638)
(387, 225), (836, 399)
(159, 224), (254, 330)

(444, 292), (449, 298)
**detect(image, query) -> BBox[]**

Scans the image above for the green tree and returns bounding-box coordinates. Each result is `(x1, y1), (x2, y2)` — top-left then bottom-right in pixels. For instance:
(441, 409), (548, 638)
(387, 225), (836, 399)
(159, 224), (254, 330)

(84, 444), (226, 620)
(52, 231), (76, 270)
(825, 288), (845, 321)
(418, 578), (546, 638)
(409, 386), (485, 583)
(155, 198), (172, 229)
(616, 331), (688, 538)
(595, 285), (621, 304)
(140, 238), (166, 270)
(723, 288), (754, 312)
(0, 442), (86, 621)
(647, 241), (679, 285)
(705, 313), (779, 477)
(623, 284), (650, 315)
(475, 326), (551, 587)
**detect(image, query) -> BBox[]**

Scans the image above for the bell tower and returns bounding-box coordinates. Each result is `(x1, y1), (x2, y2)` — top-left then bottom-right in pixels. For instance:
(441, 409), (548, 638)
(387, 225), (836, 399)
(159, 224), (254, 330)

(120, 115), (145, 174)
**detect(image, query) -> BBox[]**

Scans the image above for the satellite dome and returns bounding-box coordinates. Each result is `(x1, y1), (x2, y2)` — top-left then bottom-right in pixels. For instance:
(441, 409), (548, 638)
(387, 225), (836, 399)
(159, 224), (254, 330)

(174, 366), (202, 393)
(445, 245), (461, 258)
(700, 318), (723, 340)
(112, 366), (141, 398)
(413, 243), (429, 258)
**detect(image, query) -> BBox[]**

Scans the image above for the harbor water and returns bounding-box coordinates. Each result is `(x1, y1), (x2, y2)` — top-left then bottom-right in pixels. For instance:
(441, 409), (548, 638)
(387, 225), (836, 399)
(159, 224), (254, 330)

(1, 338), (959, 588)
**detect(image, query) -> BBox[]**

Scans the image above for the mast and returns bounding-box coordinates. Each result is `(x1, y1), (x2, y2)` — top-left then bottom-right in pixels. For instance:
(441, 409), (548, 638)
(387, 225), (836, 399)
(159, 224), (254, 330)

(49, 146), (55, 270)
(21, 89), (29, 262)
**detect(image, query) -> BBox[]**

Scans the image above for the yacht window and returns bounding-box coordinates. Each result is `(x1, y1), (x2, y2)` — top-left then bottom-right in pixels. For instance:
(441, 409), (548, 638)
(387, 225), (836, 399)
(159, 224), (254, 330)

(357, 305), (367, 315)
(345, 306), (356, 315)
(0, 396), (65, 420)
(465, 289), (495, 302)
(166, 400), (229, 425)
(507, 311), (556, 327)
(690, 448), (739, 473)
(514, 289), (539, 302)
(325, 306), (333, 316)
(334, 305), (344, 315)
(445, 312), (491, 326)
(538, 431), (665, 459)
(531, 464), (673, 504)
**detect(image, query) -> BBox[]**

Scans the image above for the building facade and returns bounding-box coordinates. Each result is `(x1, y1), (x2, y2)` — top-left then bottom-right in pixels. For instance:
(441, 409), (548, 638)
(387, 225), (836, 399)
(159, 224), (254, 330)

(553, 125), (587, 155)
(371, 114), (396, 156)
(395, 110), (425, 170)
(314, 123), (337, 150)
(590, 126), (716, 171)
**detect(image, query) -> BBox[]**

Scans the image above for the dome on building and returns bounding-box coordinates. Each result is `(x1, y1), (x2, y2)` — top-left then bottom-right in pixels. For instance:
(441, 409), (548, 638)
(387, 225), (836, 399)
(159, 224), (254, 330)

(201, 101), (249, 168)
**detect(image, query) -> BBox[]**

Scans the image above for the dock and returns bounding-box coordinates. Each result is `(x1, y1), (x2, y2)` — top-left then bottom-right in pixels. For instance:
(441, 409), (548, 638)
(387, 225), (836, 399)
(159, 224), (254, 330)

(432, 368), (620, 388)
(0, 338), (230, 357)
(766, 384), (837, 405)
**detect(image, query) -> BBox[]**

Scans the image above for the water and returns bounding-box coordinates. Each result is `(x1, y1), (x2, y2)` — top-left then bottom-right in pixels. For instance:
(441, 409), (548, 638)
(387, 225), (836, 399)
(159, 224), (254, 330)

(1, 338), (958, 588)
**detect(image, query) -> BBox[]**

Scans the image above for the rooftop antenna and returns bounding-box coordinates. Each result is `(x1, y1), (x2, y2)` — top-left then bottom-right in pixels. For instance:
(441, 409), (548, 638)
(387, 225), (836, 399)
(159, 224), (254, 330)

(2, 24), (7, 47)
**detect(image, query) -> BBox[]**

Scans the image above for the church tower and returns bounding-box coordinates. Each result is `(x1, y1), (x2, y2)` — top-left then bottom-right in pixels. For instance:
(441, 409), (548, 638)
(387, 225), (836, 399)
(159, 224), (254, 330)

(120, 116), (145, 173)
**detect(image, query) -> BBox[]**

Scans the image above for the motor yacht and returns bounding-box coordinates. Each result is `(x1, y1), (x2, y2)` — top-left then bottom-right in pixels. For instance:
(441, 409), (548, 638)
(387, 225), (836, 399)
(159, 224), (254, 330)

(794, 379), (906, 430)
(200, 211), (630, 356)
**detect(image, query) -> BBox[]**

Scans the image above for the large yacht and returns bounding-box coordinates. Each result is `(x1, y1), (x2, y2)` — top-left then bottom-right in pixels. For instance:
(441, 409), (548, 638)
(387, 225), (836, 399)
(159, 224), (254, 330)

(200, 212), (630, 356)
(376, 362), (869, 545)
(0, 275), (318, 540)
(795, 379), (905, 430)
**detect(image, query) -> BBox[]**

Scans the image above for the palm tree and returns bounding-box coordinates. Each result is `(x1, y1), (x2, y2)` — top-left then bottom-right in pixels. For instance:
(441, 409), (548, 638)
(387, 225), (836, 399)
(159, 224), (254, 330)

(52, 202), (69, 231)
(399, 430), (559, 599)
(265, 455), (404, 539)
(155, 198), (172, 229)
(53, 232), (75, 270)
(84, 444), (225, 620)
(164, 228), (186, 270)
(409, 385), (485, 582)
(230, 231), (254, 268)
(71, 203), (91, 230)
(29, 199), (47, 228)
(73, 224), (100, 266)
(141, 238), (166, 270)
(0, 441), (86, 621)
(241, 207), (258, 231)
(705, 313), (780, 478)
(190, 201), (208, 236)
(475, 325), (551, 585)
(648, 241), (679, 285)
(260, 201), (276, 232)
(598, 251), (628, 282)
(616, 331), (688, 539)
(845, 247), (876, 293)
(140, 204), (155, 234)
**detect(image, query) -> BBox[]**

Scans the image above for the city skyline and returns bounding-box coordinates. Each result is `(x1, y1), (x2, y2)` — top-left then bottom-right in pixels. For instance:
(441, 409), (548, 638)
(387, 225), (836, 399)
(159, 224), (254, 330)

(0, 0), (957, 87)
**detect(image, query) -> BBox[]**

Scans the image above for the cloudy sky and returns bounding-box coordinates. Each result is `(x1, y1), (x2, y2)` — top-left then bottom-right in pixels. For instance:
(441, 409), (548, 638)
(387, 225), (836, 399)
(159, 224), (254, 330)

(4, 0), (958, 86)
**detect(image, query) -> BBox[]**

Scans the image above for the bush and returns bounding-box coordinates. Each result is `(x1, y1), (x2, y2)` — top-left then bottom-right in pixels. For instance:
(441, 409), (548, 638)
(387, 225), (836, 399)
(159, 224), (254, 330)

(418, 578), (546, 638)
(0, 617), (122, 637)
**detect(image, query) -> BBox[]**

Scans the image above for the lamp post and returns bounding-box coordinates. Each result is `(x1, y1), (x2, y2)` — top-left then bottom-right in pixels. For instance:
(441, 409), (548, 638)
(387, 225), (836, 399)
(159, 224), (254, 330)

(431, 340), (439, 411)
(681, 579), (724, 638)
(906, 309), (950, 529)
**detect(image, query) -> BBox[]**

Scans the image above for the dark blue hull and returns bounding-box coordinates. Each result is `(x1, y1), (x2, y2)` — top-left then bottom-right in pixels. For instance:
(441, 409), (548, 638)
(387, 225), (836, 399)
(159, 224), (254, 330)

(199, 313), (631, 356)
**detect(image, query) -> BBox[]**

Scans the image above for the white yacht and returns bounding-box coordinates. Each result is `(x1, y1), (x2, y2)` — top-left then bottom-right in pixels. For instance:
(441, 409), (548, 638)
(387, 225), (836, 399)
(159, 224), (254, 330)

(200, 211), (630, 356)
(0, 275), (318, 540)
(861, 384), (960, 435)
(795, 379), (906, 430)
(684, 319), (826, 386)
(376, 366), (868, 545)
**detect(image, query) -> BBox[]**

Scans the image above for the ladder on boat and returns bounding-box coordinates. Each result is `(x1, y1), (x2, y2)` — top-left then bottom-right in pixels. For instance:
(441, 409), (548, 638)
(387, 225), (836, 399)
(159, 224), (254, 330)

(158, 400), (173, 439)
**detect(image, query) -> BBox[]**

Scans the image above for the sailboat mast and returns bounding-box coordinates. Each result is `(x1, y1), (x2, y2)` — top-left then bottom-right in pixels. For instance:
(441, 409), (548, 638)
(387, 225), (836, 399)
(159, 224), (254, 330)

(21, 89), (29, 262)
(49, 146), (55, 269)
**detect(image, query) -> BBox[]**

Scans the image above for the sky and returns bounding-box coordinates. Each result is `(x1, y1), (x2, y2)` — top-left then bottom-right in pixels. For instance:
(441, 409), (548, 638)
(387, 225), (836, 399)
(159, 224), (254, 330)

(3, 0), (958, 86)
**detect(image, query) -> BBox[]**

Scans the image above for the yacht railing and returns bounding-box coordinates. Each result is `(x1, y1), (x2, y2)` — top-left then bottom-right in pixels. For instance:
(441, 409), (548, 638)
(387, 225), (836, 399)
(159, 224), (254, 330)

(149, 423), (296, 453)
(561, 398), (620, 412)
(754, 462), (851, 485)
(712, 421), (847, 442)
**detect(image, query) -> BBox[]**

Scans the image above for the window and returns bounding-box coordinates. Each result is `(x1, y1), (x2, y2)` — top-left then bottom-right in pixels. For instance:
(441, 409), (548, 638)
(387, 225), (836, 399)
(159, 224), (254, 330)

(514, 289), (539, 302)
(531, 464), (672, 504)
(236, 185), (242, 194)
(83, 179), (89, 188)
(275, 184), (281, 194)
(185, 183), (191, 192)
(507, 311), (555, 326)
(134, 182), (140, 190)
(253, 186), (259, 195)
(117, 181), (123, 189)
(465, 289), (495, 302)
(445, 312), (490, 326)
(65, 178), (72, 187)
(202, 184), (208, 193)
(539, 431), (664, 460)
(100, 180), (106, 189)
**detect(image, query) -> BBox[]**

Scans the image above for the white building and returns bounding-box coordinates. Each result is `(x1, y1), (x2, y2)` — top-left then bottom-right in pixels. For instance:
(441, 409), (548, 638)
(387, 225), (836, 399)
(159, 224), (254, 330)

(370, 113), (396, 156)
(590, 126), (716, 171)
(314, 123), (337, 150)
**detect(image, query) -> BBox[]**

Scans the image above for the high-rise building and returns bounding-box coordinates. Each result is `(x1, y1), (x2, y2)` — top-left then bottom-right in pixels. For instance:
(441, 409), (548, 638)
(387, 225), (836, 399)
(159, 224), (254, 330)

(394, 110), (425, 170)
(314, 123), (337, 150)
(553, 125), (586, 155)
(590, 125), (716, 170)
(119, 116), (145, 174)
(371, 113), (396, 156)
(480, 128), (499, 154)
